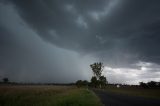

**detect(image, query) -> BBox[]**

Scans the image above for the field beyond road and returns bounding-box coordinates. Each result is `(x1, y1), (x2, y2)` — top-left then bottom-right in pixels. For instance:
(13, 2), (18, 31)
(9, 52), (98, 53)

(105, 85), (160, 99)
(0, 85), (102, 106)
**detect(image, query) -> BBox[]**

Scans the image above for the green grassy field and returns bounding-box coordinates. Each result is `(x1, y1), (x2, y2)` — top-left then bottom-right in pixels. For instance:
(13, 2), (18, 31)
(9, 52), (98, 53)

(0, 85), (102, 106)
(104, 85), (160, 99)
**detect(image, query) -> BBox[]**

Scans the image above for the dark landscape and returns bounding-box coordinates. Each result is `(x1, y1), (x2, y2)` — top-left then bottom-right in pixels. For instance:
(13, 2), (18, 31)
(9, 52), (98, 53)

(0, 0), (160, 106)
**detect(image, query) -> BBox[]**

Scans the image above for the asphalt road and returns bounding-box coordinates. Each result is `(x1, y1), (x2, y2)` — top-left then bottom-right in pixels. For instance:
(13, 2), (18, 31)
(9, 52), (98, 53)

(93, 89), (160, 106)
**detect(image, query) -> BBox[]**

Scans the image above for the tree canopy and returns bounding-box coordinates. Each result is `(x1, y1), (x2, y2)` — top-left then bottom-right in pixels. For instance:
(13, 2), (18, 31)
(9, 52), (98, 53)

(90, 62), (107, 88)
(90, 62), (104, 79)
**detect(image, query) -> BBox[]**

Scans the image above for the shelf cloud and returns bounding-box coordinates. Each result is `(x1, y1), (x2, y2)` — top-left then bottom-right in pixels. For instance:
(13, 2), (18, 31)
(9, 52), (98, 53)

(0, 0), (160, 84)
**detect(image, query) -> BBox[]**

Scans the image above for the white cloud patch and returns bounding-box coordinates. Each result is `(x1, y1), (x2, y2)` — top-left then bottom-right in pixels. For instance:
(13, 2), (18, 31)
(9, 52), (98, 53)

(135, 61), (160, 72)
(103, 61), (160, 85)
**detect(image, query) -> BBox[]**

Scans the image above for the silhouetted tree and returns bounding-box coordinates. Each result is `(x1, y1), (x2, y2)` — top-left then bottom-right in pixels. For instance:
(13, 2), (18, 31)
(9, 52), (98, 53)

(147, 81), (157, 88)
(158, 82), (160, 87)
(139, 82), (148, 88)
(83, 80), (89, 86)
(99, 76), (107, 88)
(90, 62), (107, 88)
(90, 76), (98, 87)
(90, 62), (104, 79)
(3, 78), (9, 83)
(76, 80), (88, 88)
(139, 81), (160, 88)
(76, 80), (83, 88)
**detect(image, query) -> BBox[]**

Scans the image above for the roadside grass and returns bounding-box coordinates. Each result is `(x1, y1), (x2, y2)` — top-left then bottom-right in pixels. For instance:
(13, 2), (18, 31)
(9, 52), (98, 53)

(104, 85), (160, 99)
(0, 85), (102, 106)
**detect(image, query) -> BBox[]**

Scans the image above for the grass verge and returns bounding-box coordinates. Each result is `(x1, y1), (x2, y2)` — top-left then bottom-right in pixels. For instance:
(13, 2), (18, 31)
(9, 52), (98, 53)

(0, 85), (102, 106)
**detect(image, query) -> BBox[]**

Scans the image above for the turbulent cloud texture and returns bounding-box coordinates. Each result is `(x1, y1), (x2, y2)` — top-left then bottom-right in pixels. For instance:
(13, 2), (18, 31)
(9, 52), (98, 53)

(0, 0), (160, 84)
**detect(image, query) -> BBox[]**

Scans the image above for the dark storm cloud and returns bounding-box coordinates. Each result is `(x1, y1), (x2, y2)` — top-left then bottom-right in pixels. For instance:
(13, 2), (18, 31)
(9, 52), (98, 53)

(7, 0), (160, 64)
(0, 2), (94, 82)
(5, 0), (109, 51)
(0, 23), (92, 82)
(0, 0), (160, 84)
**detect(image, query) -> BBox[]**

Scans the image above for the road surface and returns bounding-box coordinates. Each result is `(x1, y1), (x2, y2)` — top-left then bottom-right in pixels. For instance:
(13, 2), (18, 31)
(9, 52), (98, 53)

(93, 89), (160, 106)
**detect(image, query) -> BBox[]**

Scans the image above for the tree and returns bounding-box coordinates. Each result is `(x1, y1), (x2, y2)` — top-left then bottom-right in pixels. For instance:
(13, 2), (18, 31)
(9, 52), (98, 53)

(90, 76), (98, 87)
(83, 80), (89, 86)
(147, 81), (157, 88)
(90, 62), (107, 88)
(139, 82), (148, 88)
(90, 62), (104, 79)
(76, 80), (89, 88)
(99, 76), (107, 87)
(3, 78), (9, 83)
(76, 80), (83, 88)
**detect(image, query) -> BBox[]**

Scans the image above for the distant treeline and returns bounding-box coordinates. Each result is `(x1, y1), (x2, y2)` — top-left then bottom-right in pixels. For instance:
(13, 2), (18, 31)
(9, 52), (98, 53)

(75, 80), (160, 89)
(0, 78), (75, 86)
(139, 81), (160, 88)
(0, 82), (75, 86)
(1, 77), (160, 89)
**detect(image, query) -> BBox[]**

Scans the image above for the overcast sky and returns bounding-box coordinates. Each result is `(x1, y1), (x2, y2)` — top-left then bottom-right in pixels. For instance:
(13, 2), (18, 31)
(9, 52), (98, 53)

(0, 0), (160, 84)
